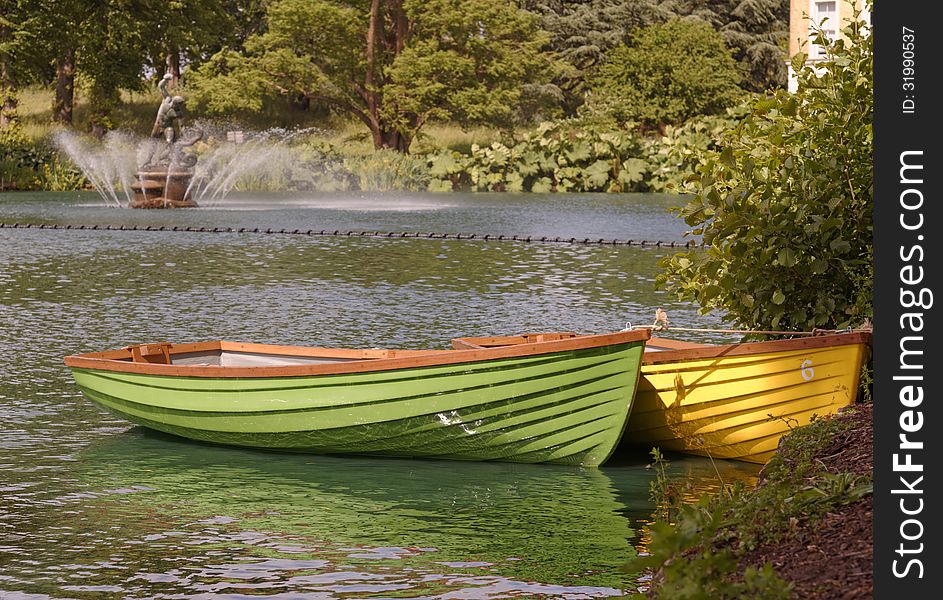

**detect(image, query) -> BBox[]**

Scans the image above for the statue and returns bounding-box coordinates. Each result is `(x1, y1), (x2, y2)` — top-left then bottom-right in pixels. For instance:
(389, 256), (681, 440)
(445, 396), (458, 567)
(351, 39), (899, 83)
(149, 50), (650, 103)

(142, 73), (201, 171)
(131, 73), (202, 208)
(151, 73), (185, 144)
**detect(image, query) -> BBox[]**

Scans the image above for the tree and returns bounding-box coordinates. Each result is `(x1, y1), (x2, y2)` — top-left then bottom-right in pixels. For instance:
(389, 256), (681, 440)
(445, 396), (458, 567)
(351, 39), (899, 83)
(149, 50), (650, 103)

(76, 2), (156, 137)
(189, 0), (558, 152)
(141, 0), (235, 86)
(30, 0), (234, 132)
(34, 0), (86, 126)
(0, 0), (46, 131)
(657, 9), (872, 331)
(28, 0), (157, 134)
(585, 18), (744, 129)
(671, 0), (789, 92)
(520, 0), (671, 115)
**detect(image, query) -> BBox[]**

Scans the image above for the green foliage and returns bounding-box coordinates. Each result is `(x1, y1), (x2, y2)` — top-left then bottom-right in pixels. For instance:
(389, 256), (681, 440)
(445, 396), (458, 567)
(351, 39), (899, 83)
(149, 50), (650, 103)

(788, 472), (873, 510)
(188, 137), (433, 193)
(426, 120), (643, 192)
(630, 513), (792, 600)
(35, 158), (87, 191)
(1, 0), (49, 130)
(388, 0), (559, 130)
(143, 0), (236, 71)
(0, 154), (37, 191)
(646, 448), (691, 523)
(585, 18), (745, 128)
(673, 0), (790, 92)
(640, 109), (745, 192)
(426, 114), (737, 193)
(1, 126), (39, 189)
(759, 412), (856, 484)
(523, 1), (788, 112)
(339, 150), (433, 192)
(0, 1), (48, 82)
(520, 0), (671, 114)
(0, 128), (85, 191)
(190, 0), (559, 152)
(12, 113), (732, 193)
(658, 7), (872, 331)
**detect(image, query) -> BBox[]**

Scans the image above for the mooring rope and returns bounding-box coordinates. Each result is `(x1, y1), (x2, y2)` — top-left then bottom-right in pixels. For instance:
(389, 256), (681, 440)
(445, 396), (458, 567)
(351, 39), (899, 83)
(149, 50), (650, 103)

(625, 308), (873, 337)
(643, 325), (873, 336)
(0, 222), (705, 248)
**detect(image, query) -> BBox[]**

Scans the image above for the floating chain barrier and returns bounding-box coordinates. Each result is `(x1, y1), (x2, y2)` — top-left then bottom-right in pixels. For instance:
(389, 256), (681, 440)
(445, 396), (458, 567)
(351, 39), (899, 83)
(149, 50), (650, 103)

(0, 222), (705, 248)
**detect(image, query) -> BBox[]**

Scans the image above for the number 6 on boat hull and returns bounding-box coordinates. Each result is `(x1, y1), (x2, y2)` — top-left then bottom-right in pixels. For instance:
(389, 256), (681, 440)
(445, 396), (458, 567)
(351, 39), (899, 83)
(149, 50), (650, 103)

(624, 331), (871, 463)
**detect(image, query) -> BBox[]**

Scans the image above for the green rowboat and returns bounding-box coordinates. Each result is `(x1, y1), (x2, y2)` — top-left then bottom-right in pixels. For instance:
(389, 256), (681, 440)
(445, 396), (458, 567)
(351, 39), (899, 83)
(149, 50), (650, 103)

(64, 329), (650, 466)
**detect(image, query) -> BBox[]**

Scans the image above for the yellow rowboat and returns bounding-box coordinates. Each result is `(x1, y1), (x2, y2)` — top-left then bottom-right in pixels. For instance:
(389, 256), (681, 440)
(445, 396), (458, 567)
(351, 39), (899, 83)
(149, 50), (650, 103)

(452, 330), (871, 464)
(625, 331), (871, 463)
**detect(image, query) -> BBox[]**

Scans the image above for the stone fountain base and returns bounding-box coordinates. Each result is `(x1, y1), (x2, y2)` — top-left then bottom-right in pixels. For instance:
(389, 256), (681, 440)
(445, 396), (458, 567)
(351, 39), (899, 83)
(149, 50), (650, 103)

(130, 171), (198, 209)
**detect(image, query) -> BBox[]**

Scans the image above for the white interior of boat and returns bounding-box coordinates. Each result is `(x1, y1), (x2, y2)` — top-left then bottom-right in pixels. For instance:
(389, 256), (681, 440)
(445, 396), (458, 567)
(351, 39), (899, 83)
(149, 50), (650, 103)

(170, 350), (364, 367)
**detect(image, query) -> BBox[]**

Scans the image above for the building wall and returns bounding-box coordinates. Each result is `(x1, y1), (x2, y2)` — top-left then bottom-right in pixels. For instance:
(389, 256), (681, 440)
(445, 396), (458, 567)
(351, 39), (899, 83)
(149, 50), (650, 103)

(787, 0), (870, 92)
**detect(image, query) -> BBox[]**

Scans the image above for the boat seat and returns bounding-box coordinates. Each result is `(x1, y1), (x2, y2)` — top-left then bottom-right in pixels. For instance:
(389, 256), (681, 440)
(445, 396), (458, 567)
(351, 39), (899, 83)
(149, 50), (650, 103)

(127, 342), (173, 364)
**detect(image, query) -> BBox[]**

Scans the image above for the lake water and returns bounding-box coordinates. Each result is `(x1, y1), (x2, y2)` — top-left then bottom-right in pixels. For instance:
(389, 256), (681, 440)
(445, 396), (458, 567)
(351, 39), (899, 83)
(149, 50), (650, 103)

(0, 191), (762, 599)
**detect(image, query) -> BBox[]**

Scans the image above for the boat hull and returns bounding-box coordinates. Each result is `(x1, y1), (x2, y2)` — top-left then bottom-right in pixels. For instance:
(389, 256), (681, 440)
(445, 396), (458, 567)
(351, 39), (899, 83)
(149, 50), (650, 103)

(626, 334), (870, 463)
(68, 337), (647, 466)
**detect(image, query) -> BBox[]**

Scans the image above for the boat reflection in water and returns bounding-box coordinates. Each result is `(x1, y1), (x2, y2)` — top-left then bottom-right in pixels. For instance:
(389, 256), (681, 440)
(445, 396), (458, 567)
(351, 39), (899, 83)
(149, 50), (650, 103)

(74, 429), (637, 597)
(67, 430), (760, 598)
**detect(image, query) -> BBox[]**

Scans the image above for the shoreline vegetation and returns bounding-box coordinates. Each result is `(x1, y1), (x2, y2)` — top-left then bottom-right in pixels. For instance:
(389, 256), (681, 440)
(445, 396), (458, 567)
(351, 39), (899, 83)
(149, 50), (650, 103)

(633, 402), (873, 599)
(0, 86), (740, 195)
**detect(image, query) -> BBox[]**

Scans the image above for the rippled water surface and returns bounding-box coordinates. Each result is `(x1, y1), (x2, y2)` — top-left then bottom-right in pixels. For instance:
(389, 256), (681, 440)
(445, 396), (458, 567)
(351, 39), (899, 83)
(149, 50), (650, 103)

(0, 192), (761, 599)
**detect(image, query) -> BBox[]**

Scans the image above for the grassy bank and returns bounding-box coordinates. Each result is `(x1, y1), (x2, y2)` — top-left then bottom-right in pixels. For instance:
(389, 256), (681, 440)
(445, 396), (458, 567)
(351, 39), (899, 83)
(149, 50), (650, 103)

(633, 403), (873, 599)
(13, 85), (501, 153)
(3, 85), (737, 195)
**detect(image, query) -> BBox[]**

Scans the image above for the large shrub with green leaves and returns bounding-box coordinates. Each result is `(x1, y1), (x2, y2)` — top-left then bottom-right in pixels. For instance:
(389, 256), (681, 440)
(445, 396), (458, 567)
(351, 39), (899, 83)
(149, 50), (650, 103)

(0, 128), (86, 191)
(585, 18), (745, 129)
(424, 115), (738, 193)
(426, 121), (644, 193)
(657, 9), (872, 331)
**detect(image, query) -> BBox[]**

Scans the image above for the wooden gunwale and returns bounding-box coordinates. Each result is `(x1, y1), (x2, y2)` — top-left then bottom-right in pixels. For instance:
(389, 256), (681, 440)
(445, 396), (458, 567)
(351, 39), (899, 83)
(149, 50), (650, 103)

(453, 331), (871, 365)
(63, 329), (650, 378)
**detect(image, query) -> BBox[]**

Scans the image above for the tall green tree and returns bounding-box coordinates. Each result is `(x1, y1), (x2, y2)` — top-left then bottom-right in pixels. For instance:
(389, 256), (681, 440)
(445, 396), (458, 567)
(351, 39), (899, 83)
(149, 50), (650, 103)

(658, 10), (872, 331)
(585, 18), (744, 129)
(520, 0), (671, 115)
(671, 0), (789, 91)
(33, 0), (236, 131)
(29, 0), (157, 133)
(0, 0), (45, 131)
(35, 0), (86, 126)
(143, 0), (236, 85)
(75, 1), (155, 137)
(190, 0), (558, 152)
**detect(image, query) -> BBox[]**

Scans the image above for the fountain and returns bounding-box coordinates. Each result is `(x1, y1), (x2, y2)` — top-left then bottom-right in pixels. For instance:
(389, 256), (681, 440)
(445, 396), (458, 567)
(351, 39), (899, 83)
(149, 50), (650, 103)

(51, 75), (377, 206)
(128, 73), (200, 208)
(55, 124), (326, 208)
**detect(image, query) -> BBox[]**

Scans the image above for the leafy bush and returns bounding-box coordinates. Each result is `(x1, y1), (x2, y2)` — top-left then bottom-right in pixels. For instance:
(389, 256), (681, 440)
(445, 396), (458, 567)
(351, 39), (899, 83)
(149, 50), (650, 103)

(657, 8), (873, 331)
(424, 116), (739, 193)
(585, 19), (746, 129)
(1, 128), (85, 191)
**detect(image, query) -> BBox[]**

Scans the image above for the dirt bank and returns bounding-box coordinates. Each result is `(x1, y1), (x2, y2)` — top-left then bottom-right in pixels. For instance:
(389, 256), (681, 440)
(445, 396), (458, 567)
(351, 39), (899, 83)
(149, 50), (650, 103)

(744, 404), (873, 598)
